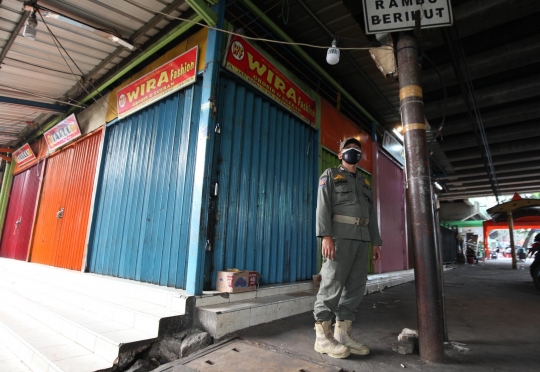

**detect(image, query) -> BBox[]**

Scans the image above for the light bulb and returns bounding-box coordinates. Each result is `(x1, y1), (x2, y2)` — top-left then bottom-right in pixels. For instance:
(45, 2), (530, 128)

(326, 39), (340, 65)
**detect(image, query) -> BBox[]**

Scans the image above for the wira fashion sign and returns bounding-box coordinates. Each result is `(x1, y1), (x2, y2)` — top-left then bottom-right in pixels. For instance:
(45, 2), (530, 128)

(225, 35), (316, 125)
(117, 46), (198, 119)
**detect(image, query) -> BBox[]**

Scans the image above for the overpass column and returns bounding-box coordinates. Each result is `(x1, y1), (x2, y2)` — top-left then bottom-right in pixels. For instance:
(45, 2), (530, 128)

(397, 31), (445, 363)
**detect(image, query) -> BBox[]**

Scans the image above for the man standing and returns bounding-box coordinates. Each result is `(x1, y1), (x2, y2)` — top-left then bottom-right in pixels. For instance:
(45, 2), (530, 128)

(313, 138), (382, 359)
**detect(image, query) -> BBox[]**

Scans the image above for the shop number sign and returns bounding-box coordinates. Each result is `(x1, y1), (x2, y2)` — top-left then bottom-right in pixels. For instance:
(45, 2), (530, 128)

(225, 35), (316, 125)
(13, 143), (36, 166)
(44, 114), (82, 152)
(362, 0), (453, 34)
(117, 46), (198, 119)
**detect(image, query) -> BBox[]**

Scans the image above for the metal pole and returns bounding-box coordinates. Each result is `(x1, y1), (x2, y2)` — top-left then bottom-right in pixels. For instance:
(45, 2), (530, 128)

(397, 31), (445, 363)
(433, 194), (449, 342)
(507, 212), (517, 269)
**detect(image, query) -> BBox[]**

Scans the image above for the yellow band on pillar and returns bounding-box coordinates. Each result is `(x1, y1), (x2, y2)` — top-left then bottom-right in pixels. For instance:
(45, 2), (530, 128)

(399, 85), (423, 100)
(403, 123), (426, 132)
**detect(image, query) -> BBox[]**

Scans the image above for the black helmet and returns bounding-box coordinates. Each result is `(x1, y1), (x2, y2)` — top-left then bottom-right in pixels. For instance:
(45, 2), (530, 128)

(535, 233), (540, 243)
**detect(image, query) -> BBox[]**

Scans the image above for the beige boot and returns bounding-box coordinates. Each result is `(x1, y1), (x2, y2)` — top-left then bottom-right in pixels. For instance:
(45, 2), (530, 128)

(334, 320), (370, 355)
(314, 321), (350, 359)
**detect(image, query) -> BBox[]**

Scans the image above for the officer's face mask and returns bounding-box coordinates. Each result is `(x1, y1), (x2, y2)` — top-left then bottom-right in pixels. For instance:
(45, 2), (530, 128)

(341, 147), (362, 164)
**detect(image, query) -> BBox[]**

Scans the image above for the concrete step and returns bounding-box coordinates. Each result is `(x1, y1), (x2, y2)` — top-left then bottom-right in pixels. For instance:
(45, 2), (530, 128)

(0, 299), (111, 372)
(0, 286), (155, 367)
(0, 272), (183, 338)
(0, 258), (195, 371)
(196, 270), (416, 339)
(0, 259), (188, 314)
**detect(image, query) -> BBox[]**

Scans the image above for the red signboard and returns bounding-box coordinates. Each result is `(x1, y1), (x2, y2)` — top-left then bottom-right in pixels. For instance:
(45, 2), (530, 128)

(117, 46), (198, 119)
(44, 114), (82, 152)
(12, 143), (36, 166)
(224, 35), (316, 125)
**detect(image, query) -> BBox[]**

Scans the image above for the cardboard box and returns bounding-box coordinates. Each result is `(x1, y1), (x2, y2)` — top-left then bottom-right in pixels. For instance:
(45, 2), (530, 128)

(216, 270), (259, 293)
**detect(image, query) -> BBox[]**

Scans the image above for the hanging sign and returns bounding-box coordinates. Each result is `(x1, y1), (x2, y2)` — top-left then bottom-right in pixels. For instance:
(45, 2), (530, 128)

(382, 131), (405, 166)
(224, 35), (316, 125)
(362, 0), (453, 34)
(117, 46), (198, 119)
(44, 114), (82, 152)
(12, 143), (36, 166)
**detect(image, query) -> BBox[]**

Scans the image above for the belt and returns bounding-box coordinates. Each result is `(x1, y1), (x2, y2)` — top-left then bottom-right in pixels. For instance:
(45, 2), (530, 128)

(333, 214), (369, 227)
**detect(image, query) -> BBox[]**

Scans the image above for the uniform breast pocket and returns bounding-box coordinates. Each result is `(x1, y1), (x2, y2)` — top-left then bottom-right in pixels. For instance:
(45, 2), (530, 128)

(334, 183), (352, 203)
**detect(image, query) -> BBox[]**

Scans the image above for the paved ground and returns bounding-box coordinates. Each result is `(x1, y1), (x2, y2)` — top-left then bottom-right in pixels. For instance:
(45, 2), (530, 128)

(238, 259), (540, 372)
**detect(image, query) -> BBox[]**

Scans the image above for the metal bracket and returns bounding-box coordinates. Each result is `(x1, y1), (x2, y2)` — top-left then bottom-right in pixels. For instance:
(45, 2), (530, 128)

(209, 94), (217, 119)
(215, 123), (221, 133)
(205, 240), (211, 251)
(15, 216), (22, 228)
(56, 207), (64, 219)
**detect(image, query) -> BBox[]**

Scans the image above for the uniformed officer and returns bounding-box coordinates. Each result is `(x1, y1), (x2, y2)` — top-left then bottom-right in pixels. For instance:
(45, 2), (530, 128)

(313, 137), (382, 359)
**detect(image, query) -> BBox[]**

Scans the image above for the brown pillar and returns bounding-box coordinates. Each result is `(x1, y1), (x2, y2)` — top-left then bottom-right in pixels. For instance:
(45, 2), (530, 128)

(397, 31), (445, 363)
(507, 212), (517, 269)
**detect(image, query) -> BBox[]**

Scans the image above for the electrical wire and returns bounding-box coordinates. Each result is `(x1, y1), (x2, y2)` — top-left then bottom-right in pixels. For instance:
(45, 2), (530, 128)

(125, 0), (393, 51)
(0, 84), (86, 108)
(37, 9), (118, 115)
(35, 4), (125, 40)
(2, 57), (82, 77)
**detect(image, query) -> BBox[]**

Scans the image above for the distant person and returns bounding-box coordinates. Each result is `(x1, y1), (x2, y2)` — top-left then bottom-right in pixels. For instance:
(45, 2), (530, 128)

(528, 234), (540, 259)
(466, 246), (479, 264)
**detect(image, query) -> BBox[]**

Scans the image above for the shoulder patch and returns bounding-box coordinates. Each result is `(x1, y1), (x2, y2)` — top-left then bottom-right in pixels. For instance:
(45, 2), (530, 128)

(319, 177), (327, 188)
(334, 173), (346, 181)
(364, 178), (370, 186)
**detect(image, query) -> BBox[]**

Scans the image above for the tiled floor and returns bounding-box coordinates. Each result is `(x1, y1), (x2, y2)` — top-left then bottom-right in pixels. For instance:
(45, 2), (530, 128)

(0, 335), (31, 372)
(0, 258), (194, 371)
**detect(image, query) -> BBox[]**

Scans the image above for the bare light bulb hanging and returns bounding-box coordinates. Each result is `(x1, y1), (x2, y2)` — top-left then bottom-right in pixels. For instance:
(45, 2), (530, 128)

(326, 39), (340, 65)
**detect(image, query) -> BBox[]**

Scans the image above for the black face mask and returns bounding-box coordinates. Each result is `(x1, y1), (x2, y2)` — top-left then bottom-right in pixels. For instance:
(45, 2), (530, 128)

(342, 148), (362, 164)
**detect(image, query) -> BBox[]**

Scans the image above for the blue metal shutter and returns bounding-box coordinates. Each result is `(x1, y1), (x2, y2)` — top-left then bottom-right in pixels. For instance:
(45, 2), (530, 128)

(87, 80), (202, 288)
(211, 78), (318, 286)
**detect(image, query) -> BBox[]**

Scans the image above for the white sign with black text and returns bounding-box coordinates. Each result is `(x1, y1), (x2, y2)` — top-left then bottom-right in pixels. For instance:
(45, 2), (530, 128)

(362, 0), (453, 34)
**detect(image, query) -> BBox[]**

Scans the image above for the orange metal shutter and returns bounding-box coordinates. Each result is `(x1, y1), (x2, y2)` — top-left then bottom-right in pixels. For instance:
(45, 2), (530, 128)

(30, 130), (102, 269)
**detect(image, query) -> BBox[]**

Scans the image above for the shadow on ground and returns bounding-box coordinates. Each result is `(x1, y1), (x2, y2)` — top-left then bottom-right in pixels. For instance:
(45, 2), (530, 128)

(238, 260), (540, 371)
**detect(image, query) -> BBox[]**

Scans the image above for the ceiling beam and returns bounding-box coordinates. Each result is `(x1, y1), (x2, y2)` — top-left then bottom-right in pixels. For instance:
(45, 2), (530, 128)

(447, 171), (540, 185)
(443, 161), (540, 180)
(438, 185), (540, 201)
(0, 154), (11, 162)
(451, 150), (540, 171)
(0, 96), (67, 113)
(423, 36), (540, 93)
(63, 0), (187, 100)
(0, 6), (31, 65)
(423, 0), (540, 51)
(448, 176), (540, 190)
(440, 101), (540, 137)
(439, 121), (540, 151)
(425, 75), (540, 119)
(446, 136), (540, 162)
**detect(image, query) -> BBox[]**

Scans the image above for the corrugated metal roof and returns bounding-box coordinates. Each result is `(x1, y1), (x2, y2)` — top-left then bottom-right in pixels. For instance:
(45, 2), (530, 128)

(0, 0), (191, 148)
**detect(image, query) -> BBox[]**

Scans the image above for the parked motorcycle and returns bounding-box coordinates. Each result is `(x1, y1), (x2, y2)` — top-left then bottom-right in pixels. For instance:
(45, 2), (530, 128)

(529, 233), (540, 290)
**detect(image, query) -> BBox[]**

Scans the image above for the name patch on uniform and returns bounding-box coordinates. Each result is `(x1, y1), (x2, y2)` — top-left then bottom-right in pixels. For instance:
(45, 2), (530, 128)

(320, 177), (327, 188)
(334, 174), (346, 181)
